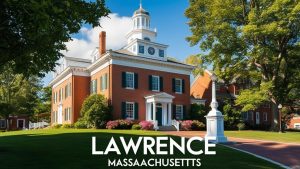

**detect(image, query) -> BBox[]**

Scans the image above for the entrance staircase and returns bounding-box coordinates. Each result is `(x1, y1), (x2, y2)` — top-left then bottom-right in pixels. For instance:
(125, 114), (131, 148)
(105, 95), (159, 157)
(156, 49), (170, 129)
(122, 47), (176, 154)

(157, 126), (178, 131)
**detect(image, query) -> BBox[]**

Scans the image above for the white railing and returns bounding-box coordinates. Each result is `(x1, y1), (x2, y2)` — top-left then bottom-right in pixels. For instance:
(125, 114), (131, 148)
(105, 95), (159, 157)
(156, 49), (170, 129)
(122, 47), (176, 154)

(172, 119), (180, 131)
(150, 120), (159, 131)
(29, 121), (49, 129)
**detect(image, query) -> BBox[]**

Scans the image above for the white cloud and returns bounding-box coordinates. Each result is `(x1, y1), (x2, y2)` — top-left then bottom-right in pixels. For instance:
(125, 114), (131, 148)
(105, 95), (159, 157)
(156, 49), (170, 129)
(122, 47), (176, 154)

(61, 13), (132, 59)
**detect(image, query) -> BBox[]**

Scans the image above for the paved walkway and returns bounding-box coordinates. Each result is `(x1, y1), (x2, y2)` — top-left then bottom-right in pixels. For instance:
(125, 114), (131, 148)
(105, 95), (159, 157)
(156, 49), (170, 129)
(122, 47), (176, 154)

(165, 131), (300, 168)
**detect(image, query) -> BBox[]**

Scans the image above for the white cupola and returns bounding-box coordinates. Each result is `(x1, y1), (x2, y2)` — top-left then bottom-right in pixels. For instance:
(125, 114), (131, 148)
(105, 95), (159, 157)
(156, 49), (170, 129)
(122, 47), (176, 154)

(126, 3), (157, 43)
(124, 3), (168, 61)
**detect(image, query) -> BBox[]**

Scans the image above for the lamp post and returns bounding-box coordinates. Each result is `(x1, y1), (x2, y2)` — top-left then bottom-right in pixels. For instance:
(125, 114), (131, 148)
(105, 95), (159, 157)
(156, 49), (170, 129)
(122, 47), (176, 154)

(205, 73), (227, 143)
(278, 104), (282, 133)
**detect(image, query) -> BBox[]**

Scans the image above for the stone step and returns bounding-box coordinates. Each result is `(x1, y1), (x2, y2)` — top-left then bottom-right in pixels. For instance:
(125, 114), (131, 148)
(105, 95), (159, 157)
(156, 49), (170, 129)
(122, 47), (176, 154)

(158, 125), (178, 131)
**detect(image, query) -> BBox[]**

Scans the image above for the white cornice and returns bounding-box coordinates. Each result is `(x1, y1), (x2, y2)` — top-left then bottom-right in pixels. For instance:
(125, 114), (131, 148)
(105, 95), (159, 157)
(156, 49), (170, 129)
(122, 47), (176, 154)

(49, 66), (90, 88)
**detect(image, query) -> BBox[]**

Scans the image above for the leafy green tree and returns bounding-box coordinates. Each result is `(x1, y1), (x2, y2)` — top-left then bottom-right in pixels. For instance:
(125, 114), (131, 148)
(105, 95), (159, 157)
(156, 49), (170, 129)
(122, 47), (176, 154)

(80, 94), (111, 128)
(0, 67), (42, 129)
(186, 0), (300, 130)
(0, 0), (110, 76)
(33, 87), (52, 122)
(185, 54), (204, 77)
(190, 103), (207, 122)
(221, 103), (241, 130)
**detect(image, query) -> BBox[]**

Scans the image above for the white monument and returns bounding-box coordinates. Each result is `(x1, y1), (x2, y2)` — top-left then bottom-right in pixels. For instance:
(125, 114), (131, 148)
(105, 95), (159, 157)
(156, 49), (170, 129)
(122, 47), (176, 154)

(205, 73), (227, 143)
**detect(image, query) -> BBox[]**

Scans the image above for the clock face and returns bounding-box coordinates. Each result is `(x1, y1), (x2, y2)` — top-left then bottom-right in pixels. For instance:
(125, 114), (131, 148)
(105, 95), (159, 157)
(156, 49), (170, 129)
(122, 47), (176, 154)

(148, 47), (155, 55)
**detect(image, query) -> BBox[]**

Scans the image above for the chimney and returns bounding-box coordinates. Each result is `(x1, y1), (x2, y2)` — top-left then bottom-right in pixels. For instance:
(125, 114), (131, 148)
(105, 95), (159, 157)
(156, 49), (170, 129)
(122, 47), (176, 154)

(99, 31), (106, 56)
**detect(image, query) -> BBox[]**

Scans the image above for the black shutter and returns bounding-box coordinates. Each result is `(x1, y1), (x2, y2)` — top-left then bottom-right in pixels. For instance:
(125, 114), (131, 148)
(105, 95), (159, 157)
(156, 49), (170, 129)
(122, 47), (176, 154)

(122, 72), (126, 88)
(172, 78), (176, 92)
(149, 75), (152, 90)
(134, 73), (138, 89)
(159, 76), (163, 91)
(134, 103), (139, 120)
(150, 103), (153, 119)
(183, 105), (186, 120)
(122, 102), (126, 119)
(172, 104), (176, 119)
(182, 79), (185, 93)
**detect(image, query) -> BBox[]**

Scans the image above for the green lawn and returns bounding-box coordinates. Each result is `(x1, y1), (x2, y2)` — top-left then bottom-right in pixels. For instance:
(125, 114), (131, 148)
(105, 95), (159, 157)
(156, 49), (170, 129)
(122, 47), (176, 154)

(0, 129), (282, 169)
(225, 130), (300, 144)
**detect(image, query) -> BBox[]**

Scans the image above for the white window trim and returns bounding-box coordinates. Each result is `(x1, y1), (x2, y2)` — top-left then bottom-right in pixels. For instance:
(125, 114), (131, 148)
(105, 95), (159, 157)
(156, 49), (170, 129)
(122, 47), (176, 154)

(17, 119), (25, 129)
(175, 105), (183, 120)
(151, 75), (160, 92)
(125, 72), (135, 90)
(126, 102), (135, 120)
(294, 123), (300, 129)
(175, 78), (182, 94)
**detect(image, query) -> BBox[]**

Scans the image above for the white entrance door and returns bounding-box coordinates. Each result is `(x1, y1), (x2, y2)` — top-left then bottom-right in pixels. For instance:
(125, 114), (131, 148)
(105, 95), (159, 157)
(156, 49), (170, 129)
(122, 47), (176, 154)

(256, 112), (260, 125)
(58, 105), (63, 124)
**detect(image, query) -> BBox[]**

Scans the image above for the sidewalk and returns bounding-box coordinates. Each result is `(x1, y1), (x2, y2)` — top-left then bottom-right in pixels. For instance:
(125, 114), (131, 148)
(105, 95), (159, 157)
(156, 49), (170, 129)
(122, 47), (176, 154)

(165, 131), (300, 168)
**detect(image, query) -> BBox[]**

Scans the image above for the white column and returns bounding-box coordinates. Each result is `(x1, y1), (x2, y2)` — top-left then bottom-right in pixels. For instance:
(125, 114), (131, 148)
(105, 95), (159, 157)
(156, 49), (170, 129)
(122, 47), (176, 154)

(145, 102), (149, 121)
(168, 103), (172, 125)
(205, 73), (227, 143)
(152, 102), (156, 122)
(163, 103), (167, 126)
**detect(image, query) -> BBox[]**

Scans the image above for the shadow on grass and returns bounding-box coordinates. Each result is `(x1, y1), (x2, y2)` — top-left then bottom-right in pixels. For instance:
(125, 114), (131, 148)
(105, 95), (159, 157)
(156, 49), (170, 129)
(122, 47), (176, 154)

(0, 130), (283, 169)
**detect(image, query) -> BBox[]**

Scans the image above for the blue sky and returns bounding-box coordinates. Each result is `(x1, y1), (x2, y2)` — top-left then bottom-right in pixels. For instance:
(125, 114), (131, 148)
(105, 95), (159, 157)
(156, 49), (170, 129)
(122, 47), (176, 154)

(105, 0), (200, 58)
(42, 0), (200, 86)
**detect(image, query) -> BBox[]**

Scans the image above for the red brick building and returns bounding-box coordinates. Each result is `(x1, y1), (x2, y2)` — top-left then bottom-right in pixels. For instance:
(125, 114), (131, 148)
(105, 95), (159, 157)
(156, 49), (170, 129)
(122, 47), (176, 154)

(0, 115), (29, 130)
(191, 70), (275, 128)
(49, 6), (193, 129)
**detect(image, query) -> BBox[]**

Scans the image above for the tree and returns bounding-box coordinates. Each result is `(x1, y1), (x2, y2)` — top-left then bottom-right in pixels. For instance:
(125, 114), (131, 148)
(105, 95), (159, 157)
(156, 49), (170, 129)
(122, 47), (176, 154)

(0, 0), (110, 76)
(186, 0), (300, 130)
(0, 67), (42, 129)
(221, 103), (241, 130)
(190, 103), (207, 122)
(80, 94), (111, 128)
(185, 54), (203, 77)
(33, 87), (52, 122)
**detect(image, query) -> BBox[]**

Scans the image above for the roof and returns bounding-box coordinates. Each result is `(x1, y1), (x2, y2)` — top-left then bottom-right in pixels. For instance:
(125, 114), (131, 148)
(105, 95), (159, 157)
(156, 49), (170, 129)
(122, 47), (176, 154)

(134, 5), (149, 16)
(64, 56), (91, 63)
(114, 49), (193, 67)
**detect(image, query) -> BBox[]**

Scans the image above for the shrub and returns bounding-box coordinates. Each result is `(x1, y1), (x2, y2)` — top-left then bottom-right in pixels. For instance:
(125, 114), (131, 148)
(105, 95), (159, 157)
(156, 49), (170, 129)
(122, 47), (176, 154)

(132, 124), (141, 130)
(80, 94), (112, 128)
(62, 124), (74, 129)
(106, 119), (135, 129)
(52, 124), (62, 129)
(180, 120), (193, 131)
(139, 121), (154, 130)
(237, 122), (246, 131)
(106, 120), (119, 129)
(191, 120), (205, 130)
(190, 104), (208, 122)
(180, 120), (205, 131)
(74, 119), (88, 129)
(118, 119), (134, 129)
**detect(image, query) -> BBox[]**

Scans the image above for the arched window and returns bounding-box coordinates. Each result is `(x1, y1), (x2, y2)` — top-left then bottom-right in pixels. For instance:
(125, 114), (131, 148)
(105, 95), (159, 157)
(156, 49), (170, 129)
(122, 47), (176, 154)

(142, 18), (145, 27)
(144, 37), (150, 41)
(137, 18), (140, 27)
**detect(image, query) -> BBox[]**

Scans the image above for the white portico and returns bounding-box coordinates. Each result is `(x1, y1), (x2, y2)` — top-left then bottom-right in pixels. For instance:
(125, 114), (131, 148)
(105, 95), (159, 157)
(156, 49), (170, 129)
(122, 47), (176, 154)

(145, 92), (174, 129)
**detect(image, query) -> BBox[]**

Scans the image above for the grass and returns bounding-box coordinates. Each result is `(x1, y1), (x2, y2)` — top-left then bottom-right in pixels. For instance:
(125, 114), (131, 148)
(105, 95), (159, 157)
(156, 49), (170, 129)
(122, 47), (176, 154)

(0, 129), (283, 169)
(225, 130), (300, 144)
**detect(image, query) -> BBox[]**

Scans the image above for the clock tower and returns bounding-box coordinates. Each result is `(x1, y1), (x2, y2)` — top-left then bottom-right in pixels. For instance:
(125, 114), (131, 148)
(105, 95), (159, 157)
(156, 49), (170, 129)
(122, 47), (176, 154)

(124, 3), (168, 61)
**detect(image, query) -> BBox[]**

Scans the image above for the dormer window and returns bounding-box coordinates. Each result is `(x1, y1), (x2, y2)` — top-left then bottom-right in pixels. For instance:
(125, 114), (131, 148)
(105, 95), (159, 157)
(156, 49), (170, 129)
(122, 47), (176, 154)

(144, 37), (150, 41)
(139, 45), (144, 54)
(159, 49), (164, 57)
